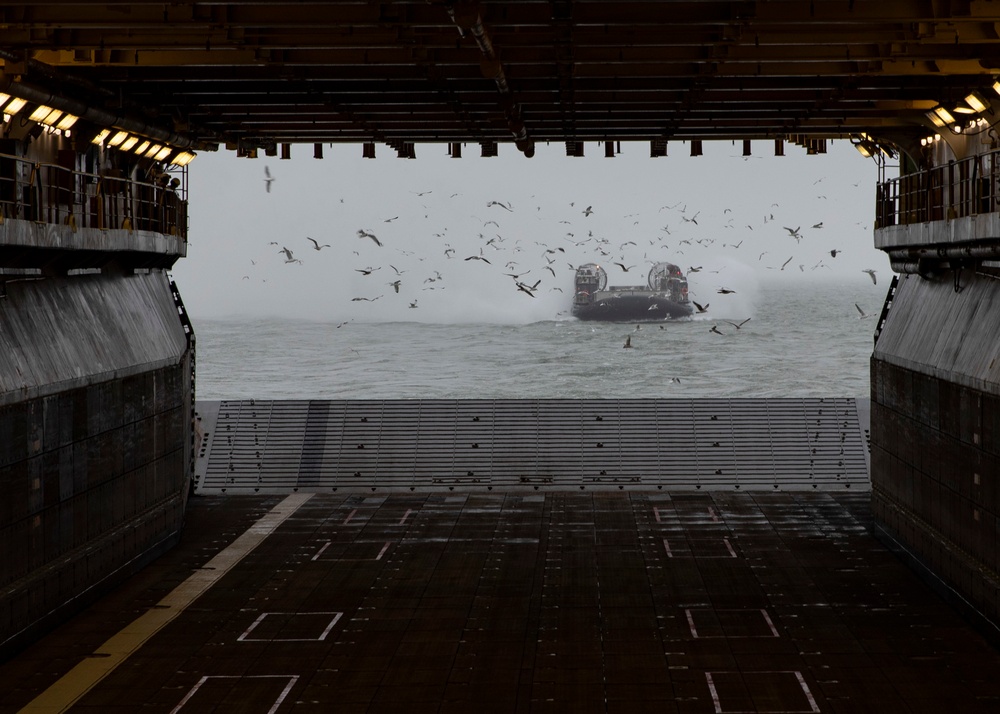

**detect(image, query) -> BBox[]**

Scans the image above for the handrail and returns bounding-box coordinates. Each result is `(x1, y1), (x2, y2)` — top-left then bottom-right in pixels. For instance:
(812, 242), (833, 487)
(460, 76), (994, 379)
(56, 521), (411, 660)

(0, 152), (188, 239)
(876, 149), (1000, 229)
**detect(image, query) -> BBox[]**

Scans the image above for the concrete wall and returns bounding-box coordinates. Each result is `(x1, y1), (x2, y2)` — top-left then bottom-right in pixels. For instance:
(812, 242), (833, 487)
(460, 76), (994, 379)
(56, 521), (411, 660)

(0, 270), (192, 655)
(872, 271), (1000, 636)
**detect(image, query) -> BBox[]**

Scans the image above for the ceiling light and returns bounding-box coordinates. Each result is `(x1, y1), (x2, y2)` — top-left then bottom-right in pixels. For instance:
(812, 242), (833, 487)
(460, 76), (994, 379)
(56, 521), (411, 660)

(965, 92), (988, 113)
(133, 140), (151, 154)
(933, 106), (956, 124)
(92, 129), (111, 145)
(120, 136), (139, 151)
(108, 131), (129, 147)
(40, 108), (63, 126)
(0, 93), (9, 109)
(154, 146), (172, 161)
(28, 105), (53, 122)
(55, 113), (78, 130)
(4, 97), (26, 116)
(144, 143), (162, 158)
(172, 151), (196, 166)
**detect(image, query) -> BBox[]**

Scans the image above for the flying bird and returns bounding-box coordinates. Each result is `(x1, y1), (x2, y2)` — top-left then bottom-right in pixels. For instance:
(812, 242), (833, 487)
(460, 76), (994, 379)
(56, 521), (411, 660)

(389, 280), (401, 293)
(780, 256), (793, 270)
(693, 301), (709, 313)
(357, 229), (383, 247)
(710, 325), (724, 335)
(355, 267), (380, 275)
(724, 318), (752, 329)
(717, 287), (736, 295)
(863, 268), (878, 285)
(487, 200), (513, 211)
(263, 166), (274, 193)
(830, 249), (841, 258)
(613, 262), (635, 272)
(278, 246), (295, 261)
(306, 237), (330, 250)
(623, 335), (633, 348)
(855, 303), (874, 319)
(783, 226), (802, 241)
(465, 254), (492, 265)
(583, 205), (594, 217)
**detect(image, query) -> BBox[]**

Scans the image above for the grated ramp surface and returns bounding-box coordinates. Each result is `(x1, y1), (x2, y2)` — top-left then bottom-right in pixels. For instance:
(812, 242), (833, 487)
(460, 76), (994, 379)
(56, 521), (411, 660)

(194, 398), (870, 494)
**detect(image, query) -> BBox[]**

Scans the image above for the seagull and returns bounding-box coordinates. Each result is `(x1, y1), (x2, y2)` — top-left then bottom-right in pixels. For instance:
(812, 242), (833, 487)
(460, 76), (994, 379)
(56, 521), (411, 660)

(465, 254), (492, 265)
(487, 200), (513, 211)
(263, 166), (274, 193)
(780, 256), (793, 270)
(516, 279), (542, 297)
(351, 295), (382, 302)
(613, 262), (635, 272)
(279, 246), (295, 261)
(409, 300), (418, 308)
(812, 222), (824, 229)
(693, 301), (709, 313)
(389, 280), (401, 293)
(623, 335), (633, 348)
(863, 268), (878, 285)
(855, 303), (874, 319)
(710, 325), (724, 335)
(357, 229), (383, 247)
(783, 226), (802, 241)
(724, 318), (752, 329)
(717, 287), (736, 295)
(355, 267), (380, 275)
(689, 266), (702, 273)
(830, 249), (841, 258)
(583, 205), (594, 217)
(306, 237), (330, 250)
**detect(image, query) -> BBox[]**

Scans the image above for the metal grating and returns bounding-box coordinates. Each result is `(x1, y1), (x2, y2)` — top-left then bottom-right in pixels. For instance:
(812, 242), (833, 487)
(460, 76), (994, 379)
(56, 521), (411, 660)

(193, 398), (870, 494)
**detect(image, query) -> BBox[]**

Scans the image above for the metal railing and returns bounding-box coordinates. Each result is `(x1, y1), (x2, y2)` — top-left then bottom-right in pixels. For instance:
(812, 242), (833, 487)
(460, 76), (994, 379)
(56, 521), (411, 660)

(876, 149), (1000, 229)
(0, 152), (188, 239)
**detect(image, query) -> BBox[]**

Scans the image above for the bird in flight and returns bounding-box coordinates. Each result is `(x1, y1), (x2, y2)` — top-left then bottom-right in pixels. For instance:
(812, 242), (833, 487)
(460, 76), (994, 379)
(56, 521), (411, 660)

(829, 249), (841, 258)
(583, 205), (594, 217)
(465, 254), (491, 265)
(388, 280), (401, 293)
(263, 166), (275, 193)
(355, 267), (380, 276)
(724, 318), (752, 329)
(710, 325), (724, 335)
(862, 268), (877, 285)
(717, 287), (736, 294)
(487, 200), (513, 211)
(855, 303), (874, 319)
(780, 256), (793, 270)
(306, 237), (330, 250)
(693, 301), (709, 313)
(613, 262), (635, 272)
(623, 335), (633, 348)
(351, 295), (382, 302)
(357, 229), (383, 247)
(783, 226), (802, 241)
(279, 246), (296, 262)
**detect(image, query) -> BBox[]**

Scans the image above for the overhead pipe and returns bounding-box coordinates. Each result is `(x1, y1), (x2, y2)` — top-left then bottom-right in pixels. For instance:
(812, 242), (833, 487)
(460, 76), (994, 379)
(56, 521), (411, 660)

(0, 72), (214, 150)
(446, 2), (533, 157)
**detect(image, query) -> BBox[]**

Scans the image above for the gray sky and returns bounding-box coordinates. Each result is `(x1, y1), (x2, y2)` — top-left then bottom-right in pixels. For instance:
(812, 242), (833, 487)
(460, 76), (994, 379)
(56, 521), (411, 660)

(171, 139), (888, 323)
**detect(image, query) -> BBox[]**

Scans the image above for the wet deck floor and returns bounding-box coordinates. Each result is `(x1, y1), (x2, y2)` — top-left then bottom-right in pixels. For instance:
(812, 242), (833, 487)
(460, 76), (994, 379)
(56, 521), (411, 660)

(3, 490), (1000, 713)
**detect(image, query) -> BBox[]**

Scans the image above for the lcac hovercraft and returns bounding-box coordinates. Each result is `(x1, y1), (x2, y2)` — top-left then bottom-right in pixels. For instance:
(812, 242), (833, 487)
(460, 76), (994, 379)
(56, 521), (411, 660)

(571, 261), (693, 321)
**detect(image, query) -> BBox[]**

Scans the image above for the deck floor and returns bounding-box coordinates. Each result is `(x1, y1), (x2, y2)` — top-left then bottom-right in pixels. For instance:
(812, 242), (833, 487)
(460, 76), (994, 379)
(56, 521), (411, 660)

(3, 489), (1000, 713)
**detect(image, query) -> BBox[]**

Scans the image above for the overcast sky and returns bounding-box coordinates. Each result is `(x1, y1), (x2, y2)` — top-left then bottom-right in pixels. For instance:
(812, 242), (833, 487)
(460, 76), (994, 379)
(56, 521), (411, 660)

(170, 138), (889, 323)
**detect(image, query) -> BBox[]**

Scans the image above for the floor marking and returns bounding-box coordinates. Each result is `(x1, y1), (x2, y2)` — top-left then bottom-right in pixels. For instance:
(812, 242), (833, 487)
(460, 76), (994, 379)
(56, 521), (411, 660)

(761, 609), (780, 638)
(653, 507), (663, 523)
(398, 508), (413, 525)
(704, 670), (819, 713)
(708, 506), (720, 522)
(20, 493), (313, 714)
(375, 541), (391, 560)
(343, 508), (358, 525)
(237, 612), (343, 642)
(169, 675), (299, 714)
(723, 537), (737, 558)
(311, 541), (332, 561)
(685, 609), (699, 638)
(662, 538), (673, 557)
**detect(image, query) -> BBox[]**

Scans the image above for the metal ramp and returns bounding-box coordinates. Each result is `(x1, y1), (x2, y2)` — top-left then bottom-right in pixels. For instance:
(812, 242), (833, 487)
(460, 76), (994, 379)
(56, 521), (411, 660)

(193, 398), (870, 494)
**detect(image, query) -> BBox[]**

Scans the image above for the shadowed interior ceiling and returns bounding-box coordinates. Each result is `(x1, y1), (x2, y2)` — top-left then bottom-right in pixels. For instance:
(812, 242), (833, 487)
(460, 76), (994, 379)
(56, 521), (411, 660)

(2, 1), (1000, 156)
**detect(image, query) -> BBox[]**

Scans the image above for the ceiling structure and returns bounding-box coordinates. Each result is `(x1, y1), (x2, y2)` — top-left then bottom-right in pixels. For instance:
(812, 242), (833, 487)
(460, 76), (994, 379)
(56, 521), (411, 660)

(2, 1), (1000, 158)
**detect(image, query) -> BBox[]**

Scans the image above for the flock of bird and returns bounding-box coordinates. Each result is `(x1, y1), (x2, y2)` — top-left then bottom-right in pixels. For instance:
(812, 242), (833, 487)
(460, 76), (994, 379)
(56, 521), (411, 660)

(240, 164), (883, 334)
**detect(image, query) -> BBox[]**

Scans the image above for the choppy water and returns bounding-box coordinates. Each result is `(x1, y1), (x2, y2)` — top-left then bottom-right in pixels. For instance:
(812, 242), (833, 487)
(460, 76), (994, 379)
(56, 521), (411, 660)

(191, 280), (884, 400)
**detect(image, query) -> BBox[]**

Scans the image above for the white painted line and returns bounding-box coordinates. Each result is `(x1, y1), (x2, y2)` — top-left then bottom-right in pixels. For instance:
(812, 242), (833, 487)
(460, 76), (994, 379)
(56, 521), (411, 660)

(723, 537), (737, 558)
(685, 609), (700, 638)
(343, 508), (358, 525)
(398, 508), (413, 525)
(237, 612), (343, 642)
(761, 609), (780, 638)
(169, 675), (299, 714)
(708, 506), (720, 522)
(311, 541), (332, 561)
(375, 542), (391, 560)
(21, 493), (314, 714)
(704, 670), (820, 713)
(662, 538), (673, 557)
(653, 507), (663, 523)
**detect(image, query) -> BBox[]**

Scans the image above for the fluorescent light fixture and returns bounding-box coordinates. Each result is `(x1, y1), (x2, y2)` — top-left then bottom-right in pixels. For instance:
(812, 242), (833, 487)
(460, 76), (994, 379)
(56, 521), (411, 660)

(4, 97), (26, 116)
(133, 140), (151, 154)
(108, 131), (129, 147)
(144, 143), (161, 158)
(92, 129), (111, 145)
(120, 135), (139, 151)
(933, 106), (956, 124)
(40, 108), (63, 126)
(965, 92), (988, 113)
(55, 113), (78, 130)
(0, 93), (9, 108)
(172, 151), (196, 166)
(28, 105), (53, 122)
(993, 80), (1000, 96)
(153, 146), (172, 161)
